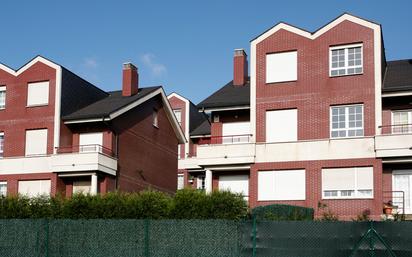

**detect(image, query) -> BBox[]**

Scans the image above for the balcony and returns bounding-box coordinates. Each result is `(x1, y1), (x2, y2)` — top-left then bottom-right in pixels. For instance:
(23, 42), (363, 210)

(51, 145), (117, 175)
(0, 155), (51, 175)
(375, 124), (412, 159)
(195, 134), (255, 166)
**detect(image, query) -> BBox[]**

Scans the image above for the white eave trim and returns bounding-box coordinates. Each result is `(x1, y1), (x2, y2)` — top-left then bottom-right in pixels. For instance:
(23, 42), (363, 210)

(199, 105), (250, 113)
(251, 13), (380, 43)
(382, 91), (412, 98)
(190, 134), (211, 139)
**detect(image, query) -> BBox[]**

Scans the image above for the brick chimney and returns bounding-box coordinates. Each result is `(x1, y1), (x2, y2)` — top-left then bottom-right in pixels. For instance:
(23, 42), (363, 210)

(122, 62), (139, 96)
(233, 49), (248, 86)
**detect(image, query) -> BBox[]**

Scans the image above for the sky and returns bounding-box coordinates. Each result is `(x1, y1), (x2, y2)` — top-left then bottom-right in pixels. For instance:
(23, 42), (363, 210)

(1, 0), (411, 104)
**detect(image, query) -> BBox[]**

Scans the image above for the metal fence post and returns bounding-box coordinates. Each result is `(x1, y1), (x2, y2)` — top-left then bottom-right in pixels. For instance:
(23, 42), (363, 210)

(369, 221), (375, 257)
(252, 216), (257, 257)
(44, 219), (49, 257)
(144, 219), (150, 257)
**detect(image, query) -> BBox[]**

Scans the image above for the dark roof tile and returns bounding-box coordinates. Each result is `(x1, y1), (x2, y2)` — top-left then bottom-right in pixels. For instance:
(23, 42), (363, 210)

(197, 79), (250, 109)
(63, 86), (161, 121)
(383, 59), (412, 92)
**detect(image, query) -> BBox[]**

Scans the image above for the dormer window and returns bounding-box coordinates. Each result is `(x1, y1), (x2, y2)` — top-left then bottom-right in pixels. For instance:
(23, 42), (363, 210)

(330, 44), (363, 77)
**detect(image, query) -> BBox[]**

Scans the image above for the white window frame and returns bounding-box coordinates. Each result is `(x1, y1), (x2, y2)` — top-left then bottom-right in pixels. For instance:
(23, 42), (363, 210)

(27, 81), (50, 107)
(391, 110), (412, 134)
(329, 43), (363, 77)
(177, 174), (184, 190)
(0, 132), (4, 158)
(330, 104), (364, 138)
(322, 167), (373, 200)
(0, 181), (7, 197)
(173, 109), (182, 126)
(0, 86), (6, 109)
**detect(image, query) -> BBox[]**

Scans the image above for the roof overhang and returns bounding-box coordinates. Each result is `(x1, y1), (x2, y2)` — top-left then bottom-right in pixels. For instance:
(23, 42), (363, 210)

(190, 134), (211, 139)
(382, 91), (412, 98)
(199, 105), (250, 113)
(64, 87), (187, 144)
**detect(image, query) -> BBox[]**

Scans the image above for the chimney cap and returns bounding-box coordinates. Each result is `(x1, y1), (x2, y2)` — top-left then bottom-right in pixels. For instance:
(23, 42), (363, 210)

(234, 49), (247, 56)
(123, 62), (137, 70)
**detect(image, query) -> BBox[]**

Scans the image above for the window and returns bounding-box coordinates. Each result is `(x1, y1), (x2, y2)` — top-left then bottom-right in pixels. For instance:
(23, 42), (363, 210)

(153, 109), (159, 127)
(79, 132), (103, 153)
(258, 169), (306, 201)
(197, 175), (205, 190)
(219, 175), (249, 200)
(330, 104), (363, 138)
(0, 86), (6, 109)
(266, 109), (297, 142)
(322, 167), (373, 199)
(18, 180), (51, 197)
(73, 180), (91, 194)
(177, 174), (184, 190)
(0, 132), (4, 158)
(25, 129), (48, 156)
(392, 110), (412, 134)
(0, 182), (7, 197)
(330, 44), (363, 76)
(27, 81), (49, 107)
(222, 122), (250, 144)
(266, 51), (297, 83)
(173, 109), (182, 126)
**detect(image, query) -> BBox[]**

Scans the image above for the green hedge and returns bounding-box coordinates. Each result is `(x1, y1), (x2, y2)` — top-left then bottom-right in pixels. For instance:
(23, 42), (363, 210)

(251, 204), (314, 221)
(0, 189), (248, 220)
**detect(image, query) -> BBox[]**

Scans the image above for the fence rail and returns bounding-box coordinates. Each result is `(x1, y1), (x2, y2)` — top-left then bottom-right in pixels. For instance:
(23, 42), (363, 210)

(0, 219), (411, 257)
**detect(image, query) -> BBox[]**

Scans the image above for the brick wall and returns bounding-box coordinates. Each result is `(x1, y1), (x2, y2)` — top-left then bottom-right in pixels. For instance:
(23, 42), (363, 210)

(0, 172), (64, 196)
(168, 96), (187, 159)
(0, 62), (57, 157)
(255, 20), (376, 142)
(113, 95), (178, 193)
(249, 158), (383, 220)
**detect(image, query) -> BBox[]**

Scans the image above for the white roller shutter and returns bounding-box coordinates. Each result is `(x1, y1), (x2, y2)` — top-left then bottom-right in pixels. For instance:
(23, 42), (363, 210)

(218, 175), (249, 197)
(79, 132), (103, 152)
(27, 81), (49, 106)
(266, 51), (297, 83)
(266, 109), (297, 142)
(25, 129), (48, 156)
(18, 180), (51, 197)
(222, 122), (250, 144)
(258, 170), (306, 201)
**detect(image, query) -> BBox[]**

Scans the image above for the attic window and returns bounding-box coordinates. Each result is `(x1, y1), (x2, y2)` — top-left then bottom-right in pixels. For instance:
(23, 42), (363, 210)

(153, 109), (159, 128)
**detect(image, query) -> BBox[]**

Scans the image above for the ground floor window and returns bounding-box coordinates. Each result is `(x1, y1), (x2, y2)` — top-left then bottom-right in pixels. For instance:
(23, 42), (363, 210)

(18, 179), (51, 197)
(322, 167), (373, 199)
(258, 169), (305, 201)
(0, 182), (7, 197)
(177, 174), (184, 190)
(73, 180), (92, 194)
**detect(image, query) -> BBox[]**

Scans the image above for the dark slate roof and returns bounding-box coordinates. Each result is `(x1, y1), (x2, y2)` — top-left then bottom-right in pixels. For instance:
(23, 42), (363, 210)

(189, 102), (209, 133)
(383, 59), (412, 92)
(190, 119), (211, 136)
(63, 86), (161, 121)
(197, 78), (250, 109)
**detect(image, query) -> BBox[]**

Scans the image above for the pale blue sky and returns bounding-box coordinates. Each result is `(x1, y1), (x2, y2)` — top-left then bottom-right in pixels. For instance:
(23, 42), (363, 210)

(1, 0), (411, 103)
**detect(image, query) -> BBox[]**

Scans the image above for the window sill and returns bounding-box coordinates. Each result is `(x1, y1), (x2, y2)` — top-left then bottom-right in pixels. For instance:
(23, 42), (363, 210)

(26, 104), (49, 108)
(322, 197), (373, 200)
(329, 72), (363, 78)
(265, 79), (297, 85)
(329, 135), (364, 140)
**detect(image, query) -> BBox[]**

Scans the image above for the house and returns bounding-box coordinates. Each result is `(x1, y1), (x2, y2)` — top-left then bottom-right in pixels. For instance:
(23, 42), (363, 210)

(175, 13), (412, 220)
(0, 56), (185, 197)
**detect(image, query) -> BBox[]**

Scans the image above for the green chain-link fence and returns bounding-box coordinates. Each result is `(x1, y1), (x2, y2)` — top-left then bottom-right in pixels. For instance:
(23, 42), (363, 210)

(0, 219), (412, 257)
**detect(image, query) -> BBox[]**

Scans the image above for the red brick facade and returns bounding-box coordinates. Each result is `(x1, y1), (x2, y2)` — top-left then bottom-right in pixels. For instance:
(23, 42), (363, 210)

(0, 58), (182, 197)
